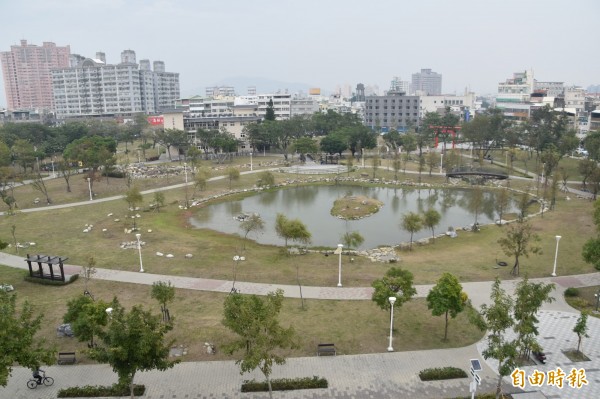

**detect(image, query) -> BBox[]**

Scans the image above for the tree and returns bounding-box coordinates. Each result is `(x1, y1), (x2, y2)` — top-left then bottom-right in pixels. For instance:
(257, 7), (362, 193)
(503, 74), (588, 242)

(82, 256), (97, 294)
(422, 209), (441, 241)
(475, 278), (518, 399)
(154, 129), (188, 161)
(151, 281), (175, 323)
(193, 167), (211, 195)
(371, 154), (380, 178)
(264, 99), (276, 121)
(573, 311), (589, 355)
(89, 300), (178, 399)
(426, 151), (437, 176)
(222, 289), (297, 399)
(152, 191), (165, 212)
(583, 199), (600, 270)
(426, 273), (467, 341)
(57, 159), (77, 192)
(30, 172), (51, 204)
(63, 295), (110, 348)
(239, 214), (265, 249)
(320, 133), (347, 156)
(340, 231), (364, 250)
(257, 170), (275, 187)
(124, 186), (143, 231)
(392, 152), (401, 180)
(513, 277), (554, 359)
(290, 137), (318, 157)
(226, 167), (240, 189)
(275, 213), (311, 248)
(63, 135), (117, 192)
(468, 186), (484, 226)
(401, 211), (422, 250)
(371, 267), (417, 332)
(495, 187), (510, 224)
(0, 291), (56, 387)
(498, 219), (541, 276)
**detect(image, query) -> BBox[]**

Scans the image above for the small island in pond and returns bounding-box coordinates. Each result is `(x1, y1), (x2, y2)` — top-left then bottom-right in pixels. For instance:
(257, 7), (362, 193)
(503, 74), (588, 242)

(331, 195), (383, 220)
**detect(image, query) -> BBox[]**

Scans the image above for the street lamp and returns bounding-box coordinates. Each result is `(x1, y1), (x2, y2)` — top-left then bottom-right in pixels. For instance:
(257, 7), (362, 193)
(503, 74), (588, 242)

(232, 255), (240, 292)
(87, 178), (93, 201)
(136, 233), (144, 273)
(334, 244), (343, 287)
(250, 152), (253, 171)
(551, 235), (561, 277)
(439, 152), (444, 174)
(387, 296), (397, 352)
(51, 157), (56, 178)
(183, 163), (188, 184)
(594, 288), (600, 312)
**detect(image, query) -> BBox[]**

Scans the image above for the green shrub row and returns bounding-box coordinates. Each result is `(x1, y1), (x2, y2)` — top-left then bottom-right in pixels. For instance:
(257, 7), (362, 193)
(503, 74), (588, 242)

(241, 376), (327, 392)
(419, 367), (468, 381)
(101, 170), (126, 178)
(24, 273), (78, 286)
(58, 383), (145, 397)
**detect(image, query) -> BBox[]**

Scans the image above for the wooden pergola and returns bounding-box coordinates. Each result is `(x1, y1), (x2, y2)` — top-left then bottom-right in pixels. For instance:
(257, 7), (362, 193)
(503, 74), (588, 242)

(25, 254), (69, 282)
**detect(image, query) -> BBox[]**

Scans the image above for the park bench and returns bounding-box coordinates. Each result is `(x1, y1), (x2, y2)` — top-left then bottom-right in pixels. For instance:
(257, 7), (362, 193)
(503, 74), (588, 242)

(57, 351), (77, 365)
(317, 343), (336, 356)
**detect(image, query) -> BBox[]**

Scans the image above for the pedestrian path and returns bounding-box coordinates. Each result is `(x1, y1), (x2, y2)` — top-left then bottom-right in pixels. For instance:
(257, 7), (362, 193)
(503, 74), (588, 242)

(2, 251), (600, 398)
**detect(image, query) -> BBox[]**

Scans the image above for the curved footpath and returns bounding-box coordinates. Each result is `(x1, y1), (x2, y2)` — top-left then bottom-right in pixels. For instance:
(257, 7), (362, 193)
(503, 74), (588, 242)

(1, 165), (598, 398)
(1, 250), (600, 399)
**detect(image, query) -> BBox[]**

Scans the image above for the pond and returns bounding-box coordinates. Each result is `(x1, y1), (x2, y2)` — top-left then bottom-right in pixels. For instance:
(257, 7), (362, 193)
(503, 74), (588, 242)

(189, 185), (518, 249)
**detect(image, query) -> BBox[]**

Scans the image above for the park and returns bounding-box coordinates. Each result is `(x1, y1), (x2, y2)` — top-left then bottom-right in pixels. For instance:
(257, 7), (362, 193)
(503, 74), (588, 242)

(2, 134), (600, 398)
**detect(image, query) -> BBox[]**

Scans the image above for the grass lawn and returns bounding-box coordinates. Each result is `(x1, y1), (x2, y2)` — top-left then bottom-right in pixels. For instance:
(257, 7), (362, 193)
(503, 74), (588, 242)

(565, 285), (600, 318)
(1, 169), (596, 286)
(0, 265), (484, 362)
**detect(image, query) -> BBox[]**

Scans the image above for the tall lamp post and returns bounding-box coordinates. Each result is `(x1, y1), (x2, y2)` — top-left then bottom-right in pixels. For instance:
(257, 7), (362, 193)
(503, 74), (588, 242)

(595, 288), (600, 312)
(439, 152), (444, 174)
(136, 233), (144, 273)
(551, 235), (561, 277)
(387, 296), (397, 352)
(183, 163), (188, 184)
(87, 177), (93, 201)
(232, 255), (240, 292)
(250, 152), (253, 171)
(335, 244), (343, 287)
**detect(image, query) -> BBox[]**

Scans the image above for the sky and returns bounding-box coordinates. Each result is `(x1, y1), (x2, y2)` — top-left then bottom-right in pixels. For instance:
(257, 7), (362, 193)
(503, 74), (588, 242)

(0, 0), (599, 108)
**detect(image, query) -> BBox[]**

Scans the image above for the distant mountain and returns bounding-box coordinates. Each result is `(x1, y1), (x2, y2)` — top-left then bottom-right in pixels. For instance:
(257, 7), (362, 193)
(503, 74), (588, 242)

(183, 76), (319, 98)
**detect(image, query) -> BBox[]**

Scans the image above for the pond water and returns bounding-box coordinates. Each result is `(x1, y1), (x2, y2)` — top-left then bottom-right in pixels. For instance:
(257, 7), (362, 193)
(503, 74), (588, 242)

(189, 185), (517, 249)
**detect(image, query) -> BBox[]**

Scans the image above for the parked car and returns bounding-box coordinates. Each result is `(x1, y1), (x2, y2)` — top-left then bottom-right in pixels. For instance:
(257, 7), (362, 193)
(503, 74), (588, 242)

(532, 350), (546, 364)
(575, 148), (589, 156)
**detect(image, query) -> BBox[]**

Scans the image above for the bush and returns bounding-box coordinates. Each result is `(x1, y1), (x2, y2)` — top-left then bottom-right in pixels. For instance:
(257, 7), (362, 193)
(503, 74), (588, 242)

(565, 287), (580, 297)
(58, 383), (145, 397)
(241, 376), (327, 392)
(101, 170), (126, 178)
(419, 367), (468, 381)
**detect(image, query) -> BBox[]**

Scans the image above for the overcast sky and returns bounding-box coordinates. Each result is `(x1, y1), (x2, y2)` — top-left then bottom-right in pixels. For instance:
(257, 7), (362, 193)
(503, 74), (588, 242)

(1, 0), (598, 108)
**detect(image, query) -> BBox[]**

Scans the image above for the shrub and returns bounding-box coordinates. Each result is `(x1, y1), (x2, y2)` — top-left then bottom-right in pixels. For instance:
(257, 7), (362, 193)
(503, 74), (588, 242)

(241, 376), (327, 392)
(564, 287), (580, 297)
(58, 384), (145, 397)
(419, 367), (467, 381)
(101, 170), (126, 178)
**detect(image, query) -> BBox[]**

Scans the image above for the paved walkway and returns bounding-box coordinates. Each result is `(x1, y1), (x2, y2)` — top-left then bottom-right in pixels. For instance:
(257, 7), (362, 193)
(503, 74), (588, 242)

(2, 250), (600, 398)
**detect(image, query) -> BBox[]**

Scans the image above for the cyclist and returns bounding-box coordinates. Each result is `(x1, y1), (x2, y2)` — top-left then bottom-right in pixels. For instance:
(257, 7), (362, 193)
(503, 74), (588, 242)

(32, 368), (44, 385)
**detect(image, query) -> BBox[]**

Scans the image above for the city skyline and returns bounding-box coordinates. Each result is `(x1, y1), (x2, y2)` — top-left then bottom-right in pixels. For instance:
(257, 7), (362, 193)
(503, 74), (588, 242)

(1, 0), (598, 109)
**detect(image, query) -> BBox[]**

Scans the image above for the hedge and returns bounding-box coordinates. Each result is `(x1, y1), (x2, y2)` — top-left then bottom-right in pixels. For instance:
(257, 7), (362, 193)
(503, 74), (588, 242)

(241, 376), (328, 392)
(419, 367), (468, 381)
(24, 273), (79, 286)
(58, 384), (145, 397)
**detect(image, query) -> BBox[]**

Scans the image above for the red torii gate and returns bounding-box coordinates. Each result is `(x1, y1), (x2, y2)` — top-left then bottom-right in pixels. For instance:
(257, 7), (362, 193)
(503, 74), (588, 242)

(429, 126), (462, 149)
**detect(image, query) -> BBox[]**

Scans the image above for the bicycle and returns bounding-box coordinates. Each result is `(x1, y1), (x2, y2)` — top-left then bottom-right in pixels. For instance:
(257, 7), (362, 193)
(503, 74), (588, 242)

(26, 371), (54, 389)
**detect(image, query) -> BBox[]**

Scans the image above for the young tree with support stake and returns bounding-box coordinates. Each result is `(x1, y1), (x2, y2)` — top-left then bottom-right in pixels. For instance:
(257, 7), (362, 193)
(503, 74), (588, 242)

(222, 289), (297, 399)
(150, 281), (175, 323)
(426, 273), (467, 341)
(498, 219), (541, 276)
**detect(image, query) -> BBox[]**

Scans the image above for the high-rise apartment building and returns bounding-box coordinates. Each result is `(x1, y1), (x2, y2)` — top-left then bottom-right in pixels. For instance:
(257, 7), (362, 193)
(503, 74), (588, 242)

(1, 40), (71, 111)
(51, 49), (179, 118)
(411, 68), (442, 95)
